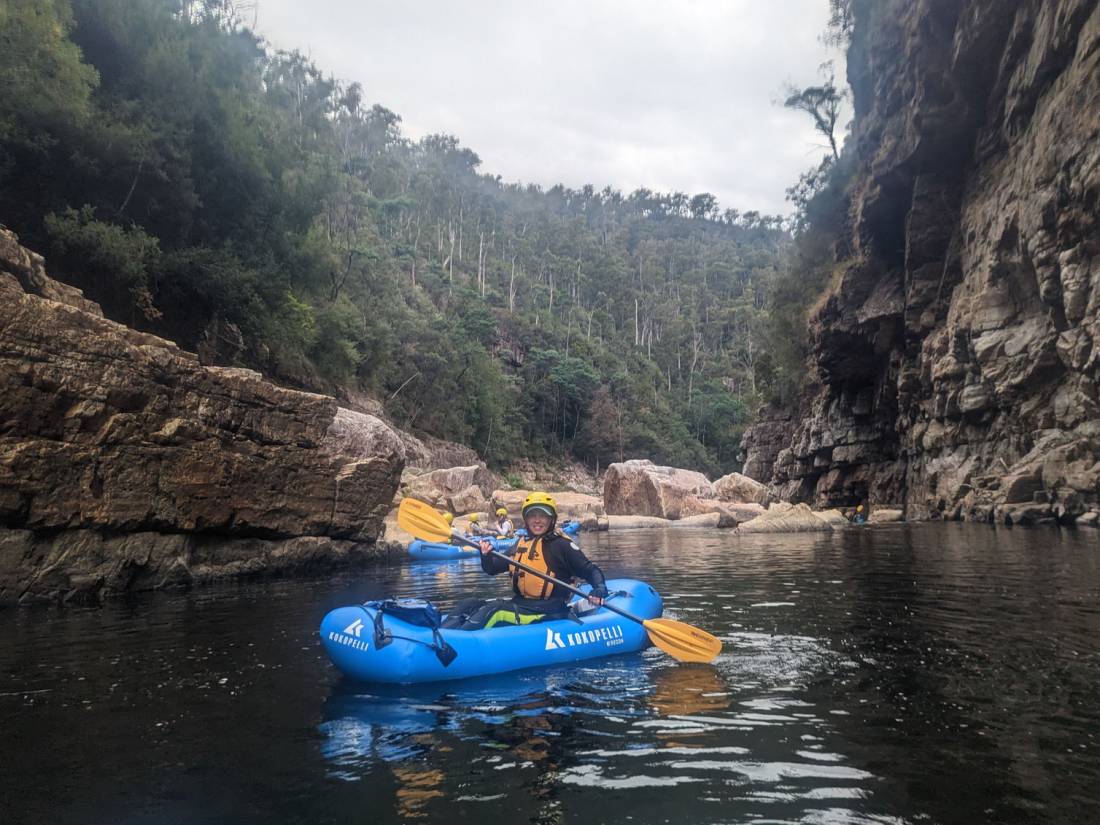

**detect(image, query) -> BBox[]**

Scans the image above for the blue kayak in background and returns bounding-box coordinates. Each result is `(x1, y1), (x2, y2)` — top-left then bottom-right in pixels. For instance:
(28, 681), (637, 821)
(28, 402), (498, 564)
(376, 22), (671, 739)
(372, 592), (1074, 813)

(319, 578), (661, 684)
(408, 521), (581, 561)
(407, 539), (479, 560)
(407, 535), (517, 559)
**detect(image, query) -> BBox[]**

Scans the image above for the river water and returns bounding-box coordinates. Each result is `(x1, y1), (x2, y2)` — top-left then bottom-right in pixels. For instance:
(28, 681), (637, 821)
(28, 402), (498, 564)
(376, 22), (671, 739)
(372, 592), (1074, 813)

(2, 524), (1099, 825)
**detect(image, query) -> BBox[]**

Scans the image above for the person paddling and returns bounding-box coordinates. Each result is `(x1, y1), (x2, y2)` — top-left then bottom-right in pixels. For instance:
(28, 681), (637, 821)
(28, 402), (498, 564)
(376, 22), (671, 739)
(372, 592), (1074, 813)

(493, 507), (514, 536)
(442, 492), (608, 629)
(466, 513), (490, 536)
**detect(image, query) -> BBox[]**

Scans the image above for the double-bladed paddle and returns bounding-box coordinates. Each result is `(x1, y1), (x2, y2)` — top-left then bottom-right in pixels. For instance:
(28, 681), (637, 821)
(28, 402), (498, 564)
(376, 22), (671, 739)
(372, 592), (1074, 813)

(397, 498), (723, 664)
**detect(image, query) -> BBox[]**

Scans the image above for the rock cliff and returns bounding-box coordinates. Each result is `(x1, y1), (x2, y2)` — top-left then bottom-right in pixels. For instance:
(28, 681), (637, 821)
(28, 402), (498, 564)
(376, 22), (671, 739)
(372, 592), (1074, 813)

(742, 0), (1100, 525)
(0, 228), (405, 604)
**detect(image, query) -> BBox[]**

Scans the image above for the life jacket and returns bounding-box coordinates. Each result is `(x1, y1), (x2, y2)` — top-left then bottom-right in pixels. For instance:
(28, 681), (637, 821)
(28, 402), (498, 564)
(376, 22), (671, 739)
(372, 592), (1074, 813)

(511, 535), (558, 599)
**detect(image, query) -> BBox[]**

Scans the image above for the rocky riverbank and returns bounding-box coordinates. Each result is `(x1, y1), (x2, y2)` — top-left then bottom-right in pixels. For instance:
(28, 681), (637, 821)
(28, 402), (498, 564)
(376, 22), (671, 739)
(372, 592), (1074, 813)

(387, 456), (880, 540)
(0, 228), (406, 605)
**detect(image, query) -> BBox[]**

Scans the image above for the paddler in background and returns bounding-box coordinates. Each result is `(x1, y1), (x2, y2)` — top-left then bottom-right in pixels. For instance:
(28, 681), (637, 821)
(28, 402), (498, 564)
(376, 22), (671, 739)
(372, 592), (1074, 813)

(493, 507), (514, 536)
(442, 492), (608, 630)
(466, 513), (490, 536)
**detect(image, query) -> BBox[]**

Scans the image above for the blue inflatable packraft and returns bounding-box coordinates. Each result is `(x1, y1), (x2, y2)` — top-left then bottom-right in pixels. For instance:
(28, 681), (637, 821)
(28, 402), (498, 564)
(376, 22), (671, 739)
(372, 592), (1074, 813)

(320, 578), (662, 684)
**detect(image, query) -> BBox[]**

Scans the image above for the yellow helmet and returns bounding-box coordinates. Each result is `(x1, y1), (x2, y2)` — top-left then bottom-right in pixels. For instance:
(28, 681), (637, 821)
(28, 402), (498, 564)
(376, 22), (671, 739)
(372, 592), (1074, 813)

(856, 505), (864, 512)
(443, 512), (454, 525)
(522, 492), (557, 518)
(468, 513), (479, 523)
(496, 507), (507, 517)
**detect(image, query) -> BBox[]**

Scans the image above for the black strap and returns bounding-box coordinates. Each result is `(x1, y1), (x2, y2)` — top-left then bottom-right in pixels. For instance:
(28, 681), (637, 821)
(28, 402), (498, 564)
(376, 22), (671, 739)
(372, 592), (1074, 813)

(366, 607), (457, 666)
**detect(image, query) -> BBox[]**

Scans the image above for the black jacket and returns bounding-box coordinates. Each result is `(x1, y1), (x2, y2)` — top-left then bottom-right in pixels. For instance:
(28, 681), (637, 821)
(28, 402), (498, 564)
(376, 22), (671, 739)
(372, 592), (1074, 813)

(481, 531), (606, 609)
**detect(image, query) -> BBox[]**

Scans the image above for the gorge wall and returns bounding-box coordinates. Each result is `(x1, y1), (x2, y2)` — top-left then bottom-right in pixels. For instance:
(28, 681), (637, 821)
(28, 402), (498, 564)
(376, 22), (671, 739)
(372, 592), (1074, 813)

(0, 228), (405, 605)
(742, 0), (1100, 524)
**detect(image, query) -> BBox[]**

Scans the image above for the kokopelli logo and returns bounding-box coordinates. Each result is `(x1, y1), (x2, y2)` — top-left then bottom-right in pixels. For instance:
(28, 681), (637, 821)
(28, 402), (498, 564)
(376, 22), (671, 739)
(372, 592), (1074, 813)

(343, 618), (365, 638)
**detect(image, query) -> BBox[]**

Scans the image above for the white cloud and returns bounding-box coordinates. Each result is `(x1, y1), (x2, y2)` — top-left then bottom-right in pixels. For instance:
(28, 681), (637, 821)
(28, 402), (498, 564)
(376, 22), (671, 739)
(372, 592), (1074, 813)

(253, 0), (847, 214)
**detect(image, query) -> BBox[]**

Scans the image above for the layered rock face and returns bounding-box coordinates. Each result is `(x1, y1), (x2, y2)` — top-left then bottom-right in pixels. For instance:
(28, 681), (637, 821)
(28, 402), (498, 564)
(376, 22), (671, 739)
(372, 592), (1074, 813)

(742, 0), (1100, 524)
(0, 228), (405, 604)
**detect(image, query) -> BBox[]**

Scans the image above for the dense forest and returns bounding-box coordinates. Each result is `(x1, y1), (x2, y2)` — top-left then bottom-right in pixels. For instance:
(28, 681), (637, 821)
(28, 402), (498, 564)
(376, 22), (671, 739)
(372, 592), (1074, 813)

(0, 0), (820, 475)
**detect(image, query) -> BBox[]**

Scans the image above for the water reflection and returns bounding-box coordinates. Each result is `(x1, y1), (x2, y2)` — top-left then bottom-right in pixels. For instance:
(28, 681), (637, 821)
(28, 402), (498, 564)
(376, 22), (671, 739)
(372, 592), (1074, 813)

(392, 766), (447, 820)
(645, 663), (730, 716)
(3, 524), (1100, 824)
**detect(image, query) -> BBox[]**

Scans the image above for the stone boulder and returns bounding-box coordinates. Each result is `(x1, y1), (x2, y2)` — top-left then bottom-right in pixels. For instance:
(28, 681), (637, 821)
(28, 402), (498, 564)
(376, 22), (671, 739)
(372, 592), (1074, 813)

(712, 472), (770, 505)
(603, 460), (714, 519)
(0, 228), (405, 605)
(449, 484), (487, 516)
(725, 503), (767, 523)
(867, 508), (904, 524)
(997, 502), (1055, 526)
(815, 508), (851, 527)
(671, 511), (737, 529)
(736, 503), (834, 534)
(678, 495), (724, 517)
(400, 464), (495, 513)
(605, 515), (674, 530)
(677, 496), (750, 528)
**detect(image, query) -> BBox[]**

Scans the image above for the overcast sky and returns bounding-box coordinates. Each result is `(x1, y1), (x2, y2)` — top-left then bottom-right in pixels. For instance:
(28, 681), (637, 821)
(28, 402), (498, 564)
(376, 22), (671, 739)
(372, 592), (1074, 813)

(252, 1), (846, 216)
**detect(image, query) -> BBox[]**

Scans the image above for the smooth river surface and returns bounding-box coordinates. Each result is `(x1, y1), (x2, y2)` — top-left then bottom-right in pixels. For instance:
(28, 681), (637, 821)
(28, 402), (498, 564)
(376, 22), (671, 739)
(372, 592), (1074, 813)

(3, 524), (1100, 825)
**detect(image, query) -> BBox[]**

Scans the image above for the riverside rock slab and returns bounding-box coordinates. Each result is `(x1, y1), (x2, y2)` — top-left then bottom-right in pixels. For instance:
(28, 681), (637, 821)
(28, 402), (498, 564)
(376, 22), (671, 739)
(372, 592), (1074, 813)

(0, 229), (405, 604)
(736, 503), (834, 534)
(867, 509), (904, 524)
(605, 515), (674, 530)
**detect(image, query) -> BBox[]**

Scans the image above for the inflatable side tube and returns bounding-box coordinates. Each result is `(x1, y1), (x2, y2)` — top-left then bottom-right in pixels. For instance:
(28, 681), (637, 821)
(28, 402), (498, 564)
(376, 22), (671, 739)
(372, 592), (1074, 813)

(320, 578), (663, 684)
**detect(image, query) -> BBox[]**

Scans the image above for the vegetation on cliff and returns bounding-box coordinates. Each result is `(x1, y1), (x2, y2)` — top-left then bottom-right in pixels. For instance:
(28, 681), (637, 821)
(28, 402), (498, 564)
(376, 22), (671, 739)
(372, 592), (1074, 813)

(0, 0), (792, 475)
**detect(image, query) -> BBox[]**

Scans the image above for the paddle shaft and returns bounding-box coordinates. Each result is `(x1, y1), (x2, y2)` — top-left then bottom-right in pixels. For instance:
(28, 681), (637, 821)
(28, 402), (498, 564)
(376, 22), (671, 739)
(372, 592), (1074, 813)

(451, 533), (648, 627)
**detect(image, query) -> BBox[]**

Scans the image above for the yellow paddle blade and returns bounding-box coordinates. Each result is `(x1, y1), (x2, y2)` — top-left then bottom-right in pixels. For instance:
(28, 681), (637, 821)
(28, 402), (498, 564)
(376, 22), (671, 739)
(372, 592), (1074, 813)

(398, 498), (454, 543)
(642, 617), (723, 663)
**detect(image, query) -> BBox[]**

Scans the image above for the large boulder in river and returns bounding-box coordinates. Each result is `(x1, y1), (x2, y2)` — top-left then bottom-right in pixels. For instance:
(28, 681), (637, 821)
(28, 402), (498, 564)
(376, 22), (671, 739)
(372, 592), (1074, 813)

(736, 503), (835, 534)
(712, 472), (770, 505)
(0, 228), (405, 604)
(603, 460), (714, 519)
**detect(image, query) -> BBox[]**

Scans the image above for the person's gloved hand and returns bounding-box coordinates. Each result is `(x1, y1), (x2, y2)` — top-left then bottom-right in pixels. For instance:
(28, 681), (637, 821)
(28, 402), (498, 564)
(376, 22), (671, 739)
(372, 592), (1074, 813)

(479, 539), (492, 554)
(588, 585), (609, 606)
